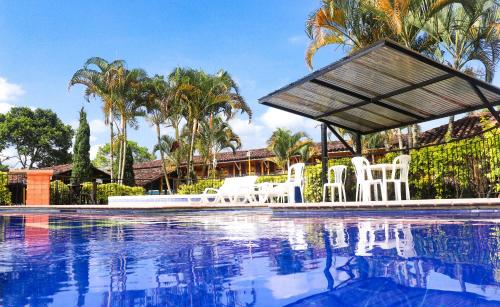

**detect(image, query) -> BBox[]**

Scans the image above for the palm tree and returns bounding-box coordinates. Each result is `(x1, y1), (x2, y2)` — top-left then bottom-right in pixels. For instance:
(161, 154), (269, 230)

(267, 128), (313, 172)
(69, 57), (126, 181)
(112, 67), (148, 183)
(196, 116), (241, 176)
(153, 134), (189, 184)
(305, 0), (460, 148)
(297, 142), (318, 163)
(143, 75), (178, 194)
(175, 68), (251, 182)
(427, 1), (500, 137)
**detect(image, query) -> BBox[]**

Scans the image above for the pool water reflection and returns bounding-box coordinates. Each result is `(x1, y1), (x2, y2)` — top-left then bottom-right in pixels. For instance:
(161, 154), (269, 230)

(0, 211), (499, 306)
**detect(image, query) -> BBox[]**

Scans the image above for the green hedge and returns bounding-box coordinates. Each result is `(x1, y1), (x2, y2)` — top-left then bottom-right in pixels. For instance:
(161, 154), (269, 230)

(256, 174), (287, 184)
(167, 129), (500, 201)
(175, 158), (354, 203)
(177, 179), (223, 195)
(0, 172), (11, 205)
(81, 182), (144, 204)
(50, 180), (70, 205)
(51, 181), (144, 205)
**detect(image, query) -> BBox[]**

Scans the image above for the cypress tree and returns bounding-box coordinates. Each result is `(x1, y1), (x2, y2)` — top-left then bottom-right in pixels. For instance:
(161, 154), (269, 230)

(71, 108), (91, 184)
(122, 144), (135, 186)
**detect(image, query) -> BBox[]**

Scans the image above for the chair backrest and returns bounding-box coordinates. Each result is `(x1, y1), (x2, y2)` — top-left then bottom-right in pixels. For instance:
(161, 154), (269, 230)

(351, 157), (371, 181)
(218, 176), (257, 193)
(328, 165), (347, 184)
(288, 163), (305, 188)
(392, 155), (411, 181)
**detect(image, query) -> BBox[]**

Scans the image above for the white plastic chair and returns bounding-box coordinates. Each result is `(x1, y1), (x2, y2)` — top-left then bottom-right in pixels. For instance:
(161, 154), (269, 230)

(266, 163), (305, 203)
(386, 155), (411, 201)
(351, 157), (382, 202)
(322, 165), (347, 202)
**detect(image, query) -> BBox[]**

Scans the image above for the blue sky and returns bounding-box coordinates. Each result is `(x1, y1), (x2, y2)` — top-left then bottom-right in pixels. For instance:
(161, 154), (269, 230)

(0, 1), (497, 164)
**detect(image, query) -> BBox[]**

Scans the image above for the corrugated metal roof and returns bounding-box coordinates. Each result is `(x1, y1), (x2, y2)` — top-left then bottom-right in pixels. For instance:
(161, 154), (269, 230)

(259, 40), (500, 134)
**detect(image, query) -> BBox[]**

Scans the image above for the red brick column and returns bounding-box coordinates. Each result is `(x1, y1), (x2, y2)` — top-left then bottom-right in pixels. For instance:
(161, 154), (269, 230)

(25, 170), (53, 206)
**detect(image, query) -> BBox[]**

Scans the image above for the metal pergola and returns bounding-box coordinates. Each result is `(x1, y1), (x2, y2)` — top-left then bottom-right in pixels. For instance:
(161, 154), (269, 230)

(258, 39), (500, 184)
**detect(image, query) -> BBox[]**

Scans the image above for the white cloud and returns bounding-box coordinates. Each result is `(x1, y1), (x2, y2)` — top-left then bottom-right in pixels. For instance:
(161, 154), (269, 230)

(229, 117), (263, 135)
(0, 102), (15, 114)
(0, 147), (19, 168)
(0, 77), (24, 114)
(227, 117), (266, 149)
(89, 144), (103, 160)
(0, 77), (24, 102)
(69, 120), (79, 130)
(89, 119), (107, 135)
(259, 108), (317, 131)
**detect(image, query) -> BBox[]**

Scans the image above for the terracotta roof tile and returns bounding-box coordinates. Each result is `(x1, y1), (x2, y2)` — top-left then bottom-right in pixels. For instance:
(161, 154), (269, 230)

(418, 113), (493, 145)
(133, 141), (347, 170)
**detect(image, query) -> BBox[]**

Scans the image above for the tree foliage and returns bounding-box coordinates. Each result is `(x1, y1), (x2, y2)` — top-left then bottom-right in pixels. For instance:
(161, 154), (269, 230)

(266, 128), (314, 171)
(122, 144), (135, 186)
(71, 108), (91, 183)
(92, 140), (154, 175)
(0, 107), (73, 168)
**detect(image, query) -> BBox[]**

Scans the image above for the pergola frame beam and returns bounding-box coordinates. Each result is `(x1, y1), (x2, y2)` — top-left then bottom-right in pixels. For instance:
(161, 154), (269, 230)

(315, 75), (454, 120)
(259, 40), (500, 137)
(311, 79), (425, 121)
(365, 99), (500, 135)
(470, 83), (500, 123)
(325, 123), (355, 154)
(261, 101), (365, 134)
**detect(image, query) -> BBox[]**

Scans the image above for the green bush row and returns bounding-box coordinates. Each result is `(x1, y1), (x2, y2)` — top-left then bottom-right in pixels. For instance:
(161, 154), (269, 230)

(82, 183), (144, 204)
(50, 180), (71, 205)
(175, 158), (354, 202)
(0, 172), (11, 205)
(177, 179), (223, 195)
(51, 181), (145, 204)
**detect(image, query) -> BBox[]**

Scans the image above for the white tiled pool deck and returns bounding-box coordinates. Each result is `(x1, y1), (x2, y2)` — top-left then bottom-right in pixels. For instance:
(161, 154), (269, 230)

(0, 197), (498, 213)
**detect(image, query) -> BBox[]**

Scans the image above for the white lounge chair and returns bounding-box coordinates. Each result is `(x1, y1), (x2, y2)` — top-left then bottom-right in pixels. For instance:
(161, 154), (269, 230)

(322, 165), (347, 202)
(264, 163), (305, 203)
(203, 176), (258, 204)
(352, 157), (382, 202)
(385, 155), (411, 201)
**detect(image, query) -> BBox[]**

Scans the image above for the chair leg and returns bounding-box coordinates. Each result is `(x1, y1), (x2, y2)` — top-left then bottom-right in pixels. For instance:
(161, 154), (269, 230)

(405, 182), (410, 200)
(362, 183), (371, 202)
(342, 186), (347, 202)
(373, 184), (378, 201)
(322, 186), (326, 202)
(395, 182), (401, 201)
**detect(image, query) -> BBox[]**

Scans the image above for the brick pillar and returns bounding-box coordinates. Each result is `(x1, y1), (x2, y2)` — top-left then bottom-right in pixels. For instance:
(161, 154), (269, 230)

(25, 170), (53, 206)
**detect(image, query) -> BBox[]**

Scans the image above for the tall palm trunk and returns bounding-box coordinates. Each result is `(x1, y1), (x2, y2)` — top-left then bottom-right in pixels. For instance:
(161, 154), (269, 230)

(119, 114), (127, 183)
(382, 131), (390, 150)
(446, 115), (455, 139)
(411, 124), (418, 148)
(396, 128), (404, 150)
(156, 123), (172, 194)
(188, 119), (198, 183)
(109, 115), (114, 182)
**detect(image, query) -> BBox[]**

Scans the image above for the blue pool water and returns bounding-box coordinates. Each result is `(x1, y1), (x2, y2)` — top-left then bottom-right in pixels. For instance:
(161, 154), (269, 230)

(1, 210), (500, 306)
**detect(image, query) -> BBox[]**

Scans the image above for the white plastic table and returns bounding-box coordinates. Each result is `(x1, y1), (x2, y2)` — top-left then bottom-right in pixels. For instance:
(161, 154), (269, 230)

(366, 163), (404, 201)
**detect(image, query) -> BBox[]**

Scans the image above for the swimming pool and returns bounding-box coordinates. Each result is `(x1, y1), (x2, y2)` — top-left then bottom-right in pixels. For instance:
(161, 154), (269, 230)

(1, 210), (499, 306)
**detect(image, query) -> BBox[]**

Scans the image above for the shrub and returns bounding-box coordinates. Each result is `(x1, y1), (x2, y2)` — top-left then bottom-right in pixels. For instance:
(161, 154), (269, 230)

(177, 179), (223, 195)
(50, 180), (70, 205)
(256, 174), (287, 184)
(51, 181), (144, 205)
(0, 172), (11, 205)
(91, 183), (145, 204)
